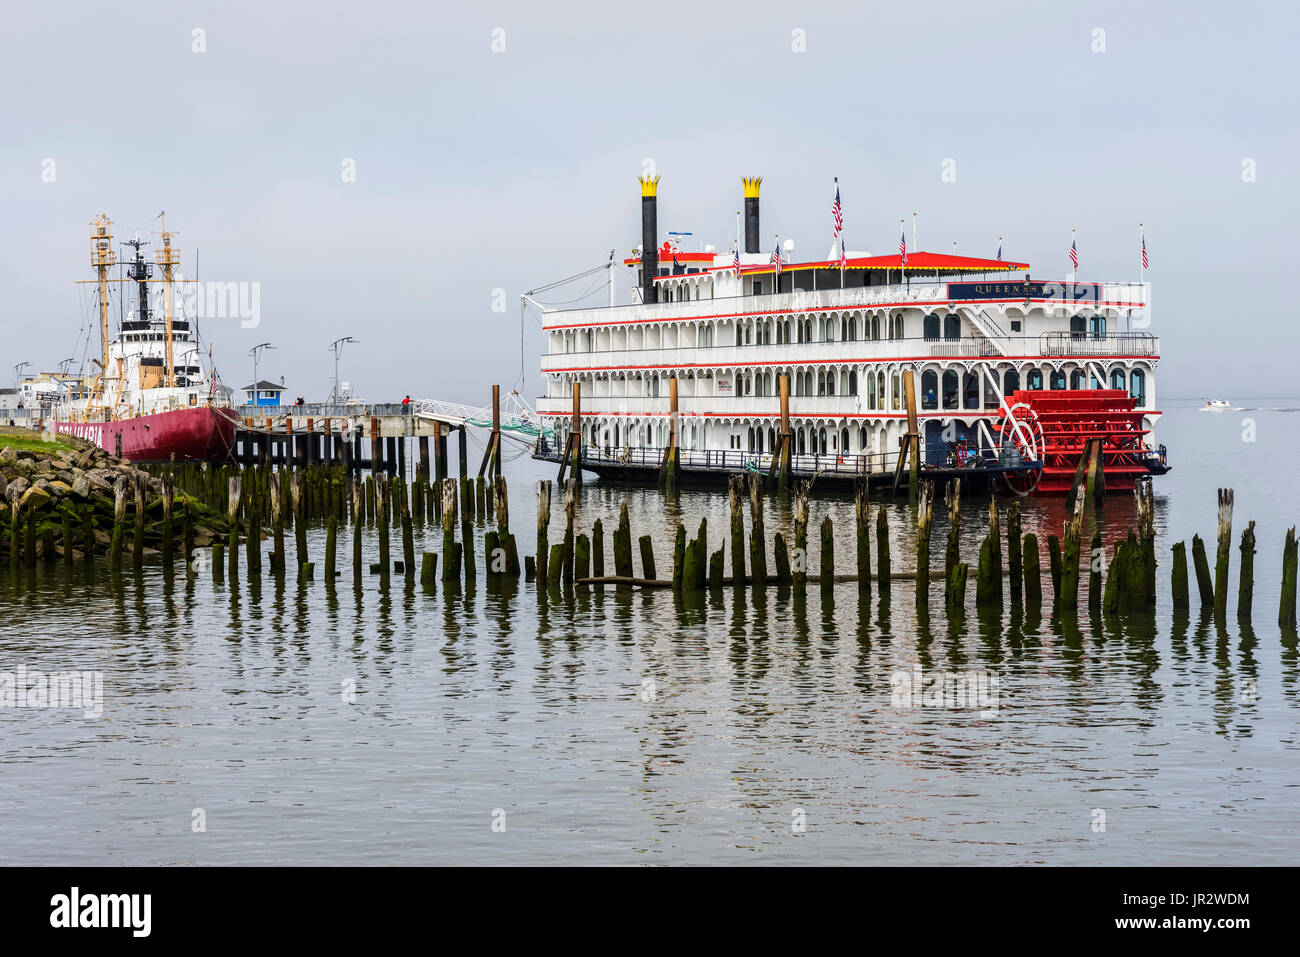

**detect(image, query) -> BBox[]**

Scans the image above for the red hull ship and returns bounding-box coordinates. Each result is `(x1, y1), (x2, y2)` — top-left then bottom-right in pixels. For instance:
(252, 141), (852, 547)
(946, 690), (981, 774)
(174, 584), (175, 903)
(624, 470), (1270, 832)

(55, 404), (235, 463)
(52, 213), (235, 464)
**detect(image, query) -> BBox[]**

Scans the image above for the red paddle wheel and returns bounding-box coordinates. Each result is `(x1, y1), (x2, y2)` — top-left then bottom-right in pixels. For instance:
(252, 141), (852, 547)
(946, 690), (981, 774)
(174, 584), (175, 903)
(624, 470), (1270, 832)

(995, 389), (1159, 495)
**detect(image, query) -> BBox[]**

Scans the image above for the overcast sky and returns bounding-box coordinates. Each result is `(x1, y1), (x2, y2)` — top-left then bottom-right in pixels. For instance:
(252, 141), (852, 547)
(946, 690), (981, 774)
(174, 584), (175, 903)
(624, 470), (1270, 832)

(2, 1), (1296, 402)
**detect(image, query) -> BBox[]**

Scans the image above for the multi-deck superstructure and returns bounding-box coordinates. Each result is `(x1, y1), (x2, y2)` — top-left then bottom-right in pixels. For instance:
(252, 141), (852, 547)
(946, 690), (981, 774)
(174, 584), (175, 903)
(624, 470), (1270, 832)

(536, 176), (1163, 492)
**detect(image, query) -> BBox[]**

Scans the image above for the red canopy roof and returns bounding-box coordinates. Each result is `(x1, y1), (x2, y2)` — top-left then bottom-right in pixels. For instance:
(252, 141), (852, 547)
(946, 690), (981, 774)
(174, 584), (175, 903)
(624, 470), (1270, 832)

(643, 250), (1028, 279)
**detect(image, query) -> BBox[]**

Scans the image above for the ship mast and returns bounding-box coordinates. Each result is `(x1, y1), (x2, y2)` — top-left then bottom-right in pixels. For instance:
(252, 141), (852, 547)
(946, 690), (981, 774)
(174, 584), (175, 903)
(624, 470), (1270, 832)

(154, 211), (179, 389)
(89, 215), (115, 399)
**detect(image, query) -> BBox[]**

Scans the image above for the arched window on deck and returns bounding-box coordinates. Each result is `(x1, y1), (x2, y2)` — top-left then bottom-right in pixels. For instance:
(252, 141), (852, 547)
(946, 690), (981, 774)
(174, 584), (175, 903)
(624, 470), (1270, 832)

(921, 370), (938, 410)
(942, 370), (959, 409)
(1130, 369), (1147, 405)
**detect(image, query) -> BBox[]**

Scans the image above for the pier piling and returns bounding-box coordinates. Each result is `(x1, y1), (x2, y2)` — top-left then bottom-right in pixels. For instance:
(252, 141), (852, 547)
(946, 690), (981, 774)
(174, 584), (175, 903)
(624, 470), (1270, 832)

(1238, 520), (1256, 620)
(855, 477), (871, 595)
(1191, 533), (1214, 608)
(1281, 528), (1298, 630)
(1171, 541), (1190, 611)
(1214, 488), (1234, 617)
(915, 480), (933, 603)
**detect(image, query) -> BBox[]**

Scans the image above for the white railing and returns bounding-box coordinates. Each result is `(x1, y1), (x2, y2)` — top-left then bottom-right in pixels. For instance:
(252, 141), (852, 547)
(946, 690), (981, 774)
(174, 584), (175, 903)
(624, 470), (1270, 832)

(540, 334), (1159, 376)
(543, 283), (948, 329)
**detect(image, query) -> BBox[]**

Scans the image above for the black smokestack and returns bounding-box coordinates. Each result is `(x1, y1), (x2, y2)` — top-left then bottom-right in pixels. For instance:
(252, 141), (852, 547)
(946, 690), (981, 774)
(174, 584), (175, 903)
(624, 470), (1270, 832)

(639, 176), (659, 304)
(743, 176), (762, 253)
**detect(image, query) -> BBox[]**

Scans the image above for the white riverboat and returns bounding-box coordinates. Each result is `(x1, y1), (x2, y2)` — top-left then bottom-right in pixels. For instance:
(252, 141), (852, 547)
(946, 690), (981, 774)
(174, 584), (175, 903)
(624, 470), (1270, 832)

(534, 176), (1165, 493)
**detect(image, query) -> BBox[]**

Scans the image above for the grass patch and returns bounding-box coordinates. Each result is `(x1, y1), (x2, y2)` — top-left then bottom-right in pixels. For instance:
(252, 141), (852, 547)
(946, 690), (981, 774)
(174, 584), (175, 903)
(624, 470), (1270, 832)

(0, 433), (76, 455)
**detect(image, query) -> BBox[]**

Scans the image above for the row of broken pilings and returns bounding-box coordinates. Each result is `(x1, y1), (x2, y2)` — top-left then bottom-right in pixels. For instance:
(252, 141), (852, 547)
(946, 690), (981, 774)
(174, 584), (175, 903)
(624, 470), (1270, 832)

(8, 452), (1296, 637)
(563, 473), (1299, 634)
(1, 456), (235, 579)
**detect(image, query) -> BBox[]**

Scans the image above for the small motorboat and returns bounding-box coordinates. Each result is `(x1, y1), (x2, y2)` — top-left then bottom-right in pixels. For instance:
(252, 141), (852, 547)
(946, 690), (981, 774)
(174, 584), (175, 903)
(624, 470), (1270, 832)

(1203, 399), (1231, 411)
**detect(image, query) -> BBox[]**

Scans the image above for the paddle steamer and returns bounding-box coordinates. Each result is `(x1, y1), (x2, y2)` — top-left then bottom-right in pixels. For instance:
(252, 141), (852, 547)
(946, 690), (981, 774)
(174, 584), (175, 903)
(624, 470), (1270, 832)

(534, 176), (1166, 494)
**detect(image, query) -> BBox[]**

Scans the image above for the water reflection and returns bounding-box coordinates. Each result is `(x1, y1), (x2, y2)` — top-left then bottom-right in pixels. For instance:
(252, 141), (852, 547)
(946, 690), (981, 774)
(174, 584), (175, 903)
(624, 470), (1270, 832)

(2, 433), (1299, 865)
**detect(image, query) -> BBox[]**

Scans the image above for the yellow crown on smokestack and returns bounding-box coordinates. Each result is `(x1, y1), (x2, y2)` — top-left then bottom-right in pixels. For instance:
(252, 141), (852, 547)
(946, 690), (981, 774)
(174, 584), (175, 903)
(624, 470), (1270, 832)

(742, 176), (762, 198)
(639, 174), (660, 197)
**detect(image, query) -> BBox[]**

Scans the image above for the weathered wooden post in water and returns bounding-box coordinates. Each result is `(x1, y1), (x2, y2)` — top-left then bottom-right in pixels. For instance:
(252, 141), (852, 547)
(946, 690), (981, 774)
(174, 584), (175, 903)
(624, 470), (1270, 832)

(638, 535), (656, 580)
(227, 475), (241, 578)
(613, 502), (633, 579)
(915, 480), (933, 604)
(1171, 541), (1190, 611)
(401, 489), (415, 584)
(132, 474), (146, 571)
(658, 377), (680, 492)
(160, 471), (175, 567)
(562, 479), (577, 585)
(1214, 488), (1234, 618)
(1191, 534), (1214, 609)
(792, 481), (809, 594)
(1059, 493), (1084, 613)
(1238, 520), (1256, 621)
(1006, 501), (1022, 603)
(1281, 528), (1298, 630)
(907, 374), (920, 504)
(591, 518), (604, 592)
(110, 480), (127, 571)
(876, 508), (890, 593)
(1047, 535), (1062, 603)
(352, 477), (363, 586)
(747, 473), (766, 589)
(1022, 533), (1042, 609)
(441, 478), (461, 585)
(855, 477), (871, 595)
(8, 492), (20, 575)
(536, 480), (551, 586)
(773, 374), (791, 492)
(729, 476), (746, 587)
(1088, 529), (1103, 611)
(269, 480), (285, 575)
(375, 478), (390, 588)
(820, 515), (835, 594)
(494, 475), (519, 577)
(943, 480), (960, 596)
(291, 472), (307, 570)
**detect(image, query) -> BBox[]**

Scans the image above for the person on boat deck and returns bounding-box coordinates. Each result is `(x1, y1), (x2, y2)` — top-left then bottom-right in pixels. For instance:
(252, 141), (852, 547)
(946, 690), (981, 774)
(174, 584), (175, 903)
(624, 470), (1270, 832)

(401, 395), (411, 406)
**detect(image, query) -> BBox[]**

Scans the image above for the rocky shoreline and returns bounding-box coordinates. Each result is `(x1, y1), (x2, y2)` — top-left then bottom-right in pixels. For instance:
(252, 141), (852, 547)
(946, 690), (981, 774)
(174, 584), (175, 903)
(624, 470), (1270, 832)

(1, 432), (232, 562)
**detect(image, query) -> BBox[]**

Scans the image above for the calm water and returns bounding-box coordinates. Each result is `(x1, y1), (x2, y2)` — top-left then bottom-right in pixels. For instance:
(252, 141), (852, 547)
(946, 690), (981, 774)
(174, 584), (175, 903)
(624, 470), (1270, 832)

(2, 397), (1298, 865)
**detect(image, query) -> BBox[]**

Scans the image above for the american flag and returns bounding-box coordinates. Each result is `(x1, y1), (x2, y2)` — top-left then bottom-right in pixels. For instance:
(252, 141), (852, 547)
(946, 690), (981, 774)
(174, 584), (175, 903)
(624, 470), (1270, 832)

(899, 226), (907, 266)
(732, 245), (741, 279)
(832, 185), (843, 237)
(996, 238), (1002, 261)
(839, 232), (848, 270)
(771, 241), (782, 277)
(1069, 236), (1078, 271)
(1141, 233), (1148, 269)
